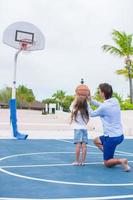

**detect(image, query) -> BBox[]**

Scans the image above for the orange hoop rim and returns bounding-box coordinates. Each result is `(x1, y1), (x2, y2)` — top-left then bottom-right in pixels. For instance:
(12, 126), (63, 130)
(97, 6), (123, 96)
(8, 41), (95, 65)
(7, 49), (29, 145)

(19, 39), (33, 50)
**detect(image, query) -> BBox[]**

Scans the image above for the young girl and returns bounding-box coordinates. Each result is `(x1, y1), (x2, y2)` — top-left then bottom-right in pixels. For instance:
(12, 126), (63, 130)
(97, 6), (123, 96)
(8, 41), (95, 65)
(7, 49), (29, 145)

(70, 95), (89, 166)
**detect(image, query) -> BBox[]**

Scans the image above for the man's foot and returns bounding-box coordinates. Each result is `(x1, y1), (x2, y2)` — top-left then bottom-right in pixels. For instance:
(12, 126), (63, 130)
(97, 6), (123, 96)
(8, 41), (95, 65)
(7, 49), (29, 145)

(121, 159), (131, 172)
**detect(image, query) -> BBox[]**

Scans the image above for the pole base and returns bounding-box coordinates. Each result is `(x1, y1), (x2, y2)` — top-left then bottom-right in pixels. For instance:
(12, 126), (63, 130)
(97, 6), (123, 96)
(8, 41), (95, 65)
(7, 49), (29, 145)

(10, 99), (28, 140)
(14, 132), (28, 140)
(15, 132), (28, 140)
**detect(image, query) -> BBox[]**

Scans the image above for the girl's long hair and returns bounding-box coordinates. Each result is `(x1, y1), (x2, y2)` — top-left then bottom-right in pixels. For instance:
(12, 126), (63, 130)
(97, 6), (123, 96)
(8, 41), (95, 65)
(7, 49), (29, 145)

(71, 96), (89, 124)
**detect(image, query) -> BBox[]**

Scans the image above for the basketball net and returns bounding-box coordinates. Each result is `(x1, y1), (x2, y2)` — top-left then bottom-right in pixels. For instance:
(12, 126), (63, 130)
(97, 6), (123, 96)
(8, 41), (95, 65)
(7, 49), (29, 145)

(19, 39), (33, 52)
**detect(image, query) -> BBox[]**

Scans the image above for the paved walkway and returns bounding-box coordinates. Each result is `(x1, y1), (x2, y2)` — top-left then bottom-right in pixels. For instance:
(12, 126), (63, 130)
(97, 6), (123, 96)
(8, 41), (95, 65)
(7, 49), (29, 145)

(0, 109), (133, 139)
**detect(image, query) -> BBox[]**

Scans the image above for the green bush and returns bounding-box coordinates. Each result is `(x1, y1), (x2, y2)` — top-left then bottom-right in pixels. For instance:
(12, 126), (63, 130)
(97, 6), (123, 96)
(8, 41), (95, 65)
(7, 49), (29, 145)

(121, 100), (133, 110)
(62, 95), (74, 112)
(92, 91), (133, 110)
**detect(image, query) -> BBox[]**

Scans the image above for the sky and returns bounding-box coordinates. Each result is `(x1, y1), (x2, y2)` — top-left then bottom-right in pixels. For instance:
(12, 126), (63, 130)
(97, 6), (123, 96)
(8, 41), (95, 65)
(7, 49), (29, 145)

(0, 0), (133, 100)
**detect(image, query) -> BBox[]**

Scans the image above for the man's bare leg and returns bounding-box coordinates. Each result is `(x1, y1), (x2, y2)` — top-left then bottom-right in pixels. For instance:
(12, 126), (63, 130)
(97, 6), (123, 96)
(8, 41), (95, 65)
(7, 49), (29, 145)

(94, 137), (130, 171)
(94, 137), (103, 151)
(104, 158), (131, 172)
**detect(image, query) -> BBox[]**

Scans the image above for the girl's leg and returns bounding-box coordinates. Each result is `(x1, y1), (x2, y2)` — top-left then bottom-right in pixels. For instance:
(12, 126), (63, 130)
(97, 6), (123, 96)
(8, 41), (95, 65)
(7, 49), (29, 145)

(76, 143), (81, 162)
(104, 158), (131, 172)
(73, 143), (81, 165)
(94, 137), (103, 151)
(81, 143), (87, 165)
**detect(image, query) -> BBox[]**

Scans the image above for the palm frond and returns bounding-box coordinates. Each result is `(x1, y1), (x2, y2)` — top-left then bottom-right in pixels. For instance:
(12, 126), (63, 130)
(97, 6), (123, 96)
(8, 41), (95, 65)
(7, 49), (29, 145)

(102, 45), (124, 56)
(112, 30), (126, 42)
(112, 30), (133, 55)
(116, 67), (133, 79)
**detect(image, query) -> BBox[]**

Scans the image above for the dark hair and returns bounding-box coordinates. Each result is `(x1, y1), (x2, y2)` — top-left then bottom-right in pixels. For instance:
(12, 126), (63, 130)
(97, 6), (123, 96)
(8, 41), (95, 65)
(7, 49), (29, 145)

(99, 83), (113, 99)
(71, 96), (89, 124)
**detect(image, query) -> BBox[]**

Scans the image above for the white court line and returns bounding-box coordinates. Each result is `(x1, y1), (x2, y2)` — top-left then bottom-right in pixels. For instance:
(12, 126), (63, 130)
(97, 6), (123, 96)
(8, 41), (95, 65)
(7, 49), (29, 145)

(115, 150), (133, 156)
(0, 166), (133, 186)
(0, 122), (69, 126)
(1, 195), (133, 199)
(0, 162), (103, 169)
(0, 152), (75, 161)
(0, 151), (133, 186)
(0, 151), (133, 200)
(56, 139), (133, 156)
(1, 161), (133, 169)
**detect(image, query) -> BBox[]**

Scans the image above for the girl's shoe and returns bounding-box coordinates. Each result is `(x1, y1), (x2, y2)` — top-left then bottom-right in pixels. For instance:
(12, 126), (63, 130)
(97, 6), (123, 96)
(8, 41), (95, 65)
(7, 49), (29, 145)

(81, 162), (85, 166)
(72, 161), (80, 166)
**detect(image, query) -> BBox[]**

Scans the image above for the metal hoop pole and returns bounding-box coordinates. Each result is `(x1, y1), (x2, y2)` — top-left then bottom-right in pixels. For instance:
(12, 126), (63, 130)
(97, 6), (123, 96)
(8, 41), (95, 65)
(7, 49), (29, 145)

(12, 49), (21, 99)
(10, 49), (28, 140)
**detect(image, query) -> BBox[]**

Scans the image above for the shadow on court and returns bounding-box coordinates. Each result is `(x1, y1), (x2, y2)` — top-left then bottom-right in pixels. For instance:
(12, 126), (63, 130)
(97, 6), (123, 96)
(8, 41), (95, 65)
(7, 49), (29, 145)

(0, 139), (133, 200)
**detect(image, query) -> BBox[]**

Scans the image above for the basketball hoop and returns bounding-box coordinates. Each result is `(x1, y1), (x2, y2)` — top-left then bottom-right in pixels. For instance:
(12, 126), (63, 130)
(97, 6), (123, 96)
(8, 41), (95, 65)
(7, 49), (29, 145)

(19, 39), (33, 51)
(3, 21), (45, 140)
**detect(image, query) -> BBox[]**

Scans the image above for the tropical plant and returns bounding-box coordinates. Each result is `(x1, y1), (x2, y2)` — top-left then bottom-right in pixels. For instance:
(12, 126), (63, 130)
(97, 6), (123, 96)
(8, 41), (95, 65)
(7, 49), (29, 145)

(93, 87), (103, 102)
(52, 90), (66, 109)
(102, 30), (133, 103)
(112, 92), (123, 104)
(92, 89), (125, 109)
(121, 98), (133, 110)
(42, 98), (57, 104)
(62, 95), (74, 112)
(116, 62), (133, 79)
(16, 85), (35, 108)
(0, 87), (12, 103)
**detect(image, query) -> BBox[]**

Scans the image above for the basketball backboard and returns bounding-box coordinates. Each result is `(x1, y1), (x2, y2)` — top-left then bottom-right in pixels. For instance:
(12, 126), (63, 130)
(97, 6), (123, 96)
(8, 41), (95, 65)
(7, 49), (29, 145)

(3, 21), (45, 51)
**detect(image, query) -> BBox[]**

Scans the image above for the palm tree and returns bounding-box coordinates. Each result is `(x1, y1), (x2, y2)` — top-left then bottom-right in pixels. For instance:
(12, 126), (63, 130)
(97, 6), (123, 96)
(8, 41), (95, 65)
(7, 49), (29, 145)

(52, 90), (66, 110)
(102, 30), (133, 103)
(17, 85), (35, 108)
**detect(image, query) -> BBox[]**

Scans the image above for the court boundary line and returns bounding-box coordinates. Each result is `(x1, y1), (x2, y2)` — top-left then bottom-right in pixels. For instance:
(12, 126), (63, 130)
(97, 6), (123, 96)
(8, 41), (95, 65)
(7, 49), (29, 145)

(0, 140), (133, 199)
(55, 139), (133, 156)
(1, 194), (133, 199)
(0, 151), (133, 186)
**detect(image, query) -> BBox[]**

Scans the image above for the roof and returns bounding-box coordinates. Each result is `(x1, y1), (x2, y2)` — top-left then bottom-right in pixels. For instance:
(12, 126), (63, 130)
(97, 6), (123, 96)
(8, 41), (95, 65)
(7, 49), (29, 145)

(30, 101), (45, 110)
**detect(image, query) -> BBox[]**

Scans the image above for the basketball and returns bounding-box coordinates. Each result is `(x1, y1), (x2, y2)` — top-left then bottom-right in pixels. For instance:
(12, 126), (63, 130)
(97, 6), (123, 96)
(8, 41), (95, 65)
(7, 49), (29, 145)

(75, 84), (90, 97)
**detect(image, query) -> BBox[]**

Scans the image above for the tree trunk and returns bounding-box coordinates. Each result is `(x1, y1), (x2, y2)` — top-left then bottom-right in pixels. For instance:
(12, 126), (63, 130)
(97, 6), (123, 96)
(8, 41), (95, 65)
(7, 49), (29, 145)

(128, 75), (133, 104)
(126, 58), (133, 104)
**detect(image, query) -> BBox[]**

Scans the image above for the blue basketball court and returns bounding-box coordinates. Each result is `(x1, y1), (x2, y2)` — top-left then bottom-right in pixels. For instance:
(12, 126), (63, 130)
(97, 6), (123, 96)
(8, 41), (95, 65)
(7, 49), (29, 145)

(0, 139), (133, 200)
